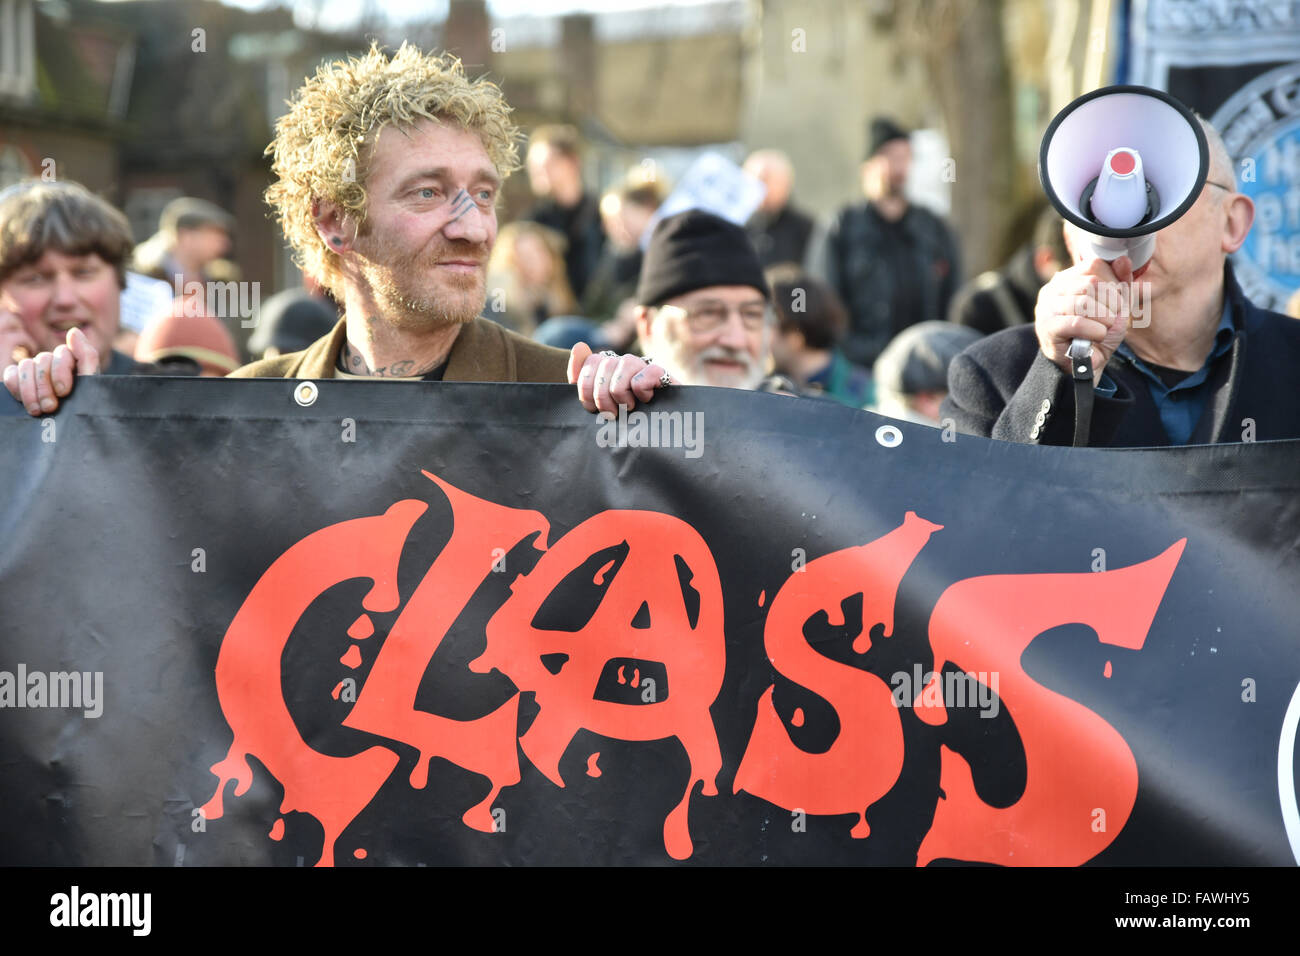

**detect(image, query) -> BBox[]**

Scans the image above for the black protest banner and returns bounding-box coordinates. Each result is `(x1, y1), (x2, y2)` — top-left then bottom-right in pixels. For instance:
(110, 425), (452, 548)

(1123, 0), (1300, 313)
(1, 377), (1297, 866)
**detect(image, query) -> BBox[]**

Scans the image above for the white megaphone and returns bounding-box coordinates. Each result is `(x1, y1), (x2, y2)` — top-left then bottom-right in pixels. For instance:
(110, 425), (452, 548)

(1039, 85), (1209, 279)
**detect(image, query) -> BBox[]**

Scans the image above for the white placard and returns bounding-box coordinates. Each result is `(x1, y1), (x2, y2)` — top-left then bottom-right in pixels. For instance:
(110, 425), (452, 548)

(640, 152), (767, 249)
(119, 271), (176, 333)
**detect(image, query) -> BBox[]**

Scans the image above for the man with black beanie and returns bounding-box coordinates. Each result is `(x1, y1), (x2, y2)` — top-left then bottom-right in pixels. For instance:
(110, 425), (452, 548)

(633, 209), (774, 390)
(809, 116), (962, 369)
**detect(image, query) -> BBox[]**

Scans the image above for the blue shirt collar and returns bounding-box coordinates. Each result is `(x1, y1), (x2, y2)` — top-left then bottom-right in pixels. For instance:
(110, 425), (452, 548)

(1116, 296), (1235, 389)
(1210, 297), (1236, 358)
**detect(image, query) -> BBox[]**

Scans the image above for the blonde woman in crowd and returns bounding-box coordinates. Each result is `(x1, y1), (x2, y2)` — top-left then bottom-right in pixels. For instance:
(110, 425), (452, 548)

(484, 220), (579, 335)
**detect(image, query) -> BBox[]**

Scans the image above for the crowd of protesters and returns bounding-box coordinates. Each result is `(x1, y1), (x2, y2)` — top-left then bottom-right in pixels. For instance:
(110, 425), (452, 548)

(4, 41), (1300, 447)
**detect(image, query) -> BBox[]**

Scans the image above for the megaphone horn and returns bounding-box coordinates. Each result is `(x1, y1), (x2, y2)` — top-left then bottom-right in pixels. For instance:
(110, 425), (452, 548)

(1039, 85), (1209, 277)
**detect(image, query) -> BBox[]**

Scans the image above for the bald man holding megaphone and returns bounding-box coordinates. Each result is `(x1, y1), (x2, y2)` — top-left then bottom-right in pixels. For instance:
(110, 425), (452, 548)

(943, 86), (1300, 447)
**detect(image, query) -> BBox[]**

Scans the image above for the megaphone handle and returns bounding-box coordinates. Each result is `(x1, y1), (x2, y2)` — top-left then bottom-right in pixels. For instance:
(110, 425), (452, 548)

(1066, 339), (1094, 447)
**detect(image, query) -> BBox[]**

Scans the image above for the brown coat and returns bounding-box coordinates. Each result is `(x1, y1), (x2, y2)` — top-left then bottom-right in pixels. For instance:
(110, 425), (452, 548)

(228, 317), (570, 382)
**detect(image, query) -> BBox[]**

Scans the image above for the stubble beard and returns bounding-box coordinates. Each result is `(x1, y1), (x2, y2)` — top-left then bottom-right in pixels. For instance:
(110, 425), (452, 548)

(880, 175), (907, 200)
(653, 327), (765, 390)
(355, 234), (488, 331)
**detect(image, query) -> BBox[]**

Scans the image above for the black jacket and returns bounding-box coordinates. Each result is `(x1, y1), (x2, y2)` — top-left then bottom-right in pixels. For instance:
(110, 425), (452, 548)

(810, 200), (961, 368)
(524, 193), (605, 302)
(746, 203), (815, 269)
(581, 246), (642, 320)
(949, 246), (1041, 336)
(942, 262), (1300, 447)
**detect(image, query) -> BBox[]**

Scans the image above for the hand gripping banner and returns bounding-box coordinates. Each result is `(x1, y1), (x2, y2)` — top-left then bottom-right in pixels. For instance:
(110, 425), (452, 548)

(1, 378), (1298, 866)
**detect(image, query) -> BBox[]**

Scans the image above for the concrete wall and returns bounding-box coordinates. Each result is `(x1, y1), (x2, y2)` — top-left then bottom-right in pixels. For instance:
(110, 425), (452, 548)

(740, 0), (937, 222)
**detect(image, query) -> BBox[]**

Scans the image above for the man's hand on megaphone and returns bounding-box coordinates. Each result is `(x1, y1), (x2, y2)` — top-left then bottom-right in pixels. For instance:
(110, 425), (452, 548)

(1034, 255), (1135, 387)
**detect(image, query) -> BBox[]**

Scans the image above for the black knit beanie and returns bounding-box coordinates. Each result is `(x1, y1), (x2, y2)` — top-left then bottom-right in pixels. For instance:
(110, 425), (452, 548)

(867, 117), (909, 158)
(636, 209), (769, 307)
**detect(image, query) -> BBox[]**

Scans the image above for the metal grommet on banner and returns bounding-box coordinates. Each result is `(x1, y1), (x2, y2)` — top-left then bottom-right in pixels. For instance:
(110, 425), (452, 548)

(875, 425), (903, 448)
(293, 381), (319, 407)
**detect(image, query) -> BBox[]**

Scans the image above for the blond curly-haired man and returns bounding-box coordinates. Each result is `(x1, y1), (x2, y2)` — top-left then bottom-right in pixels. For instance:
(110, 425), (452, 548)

(6, 44), (666, 415)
